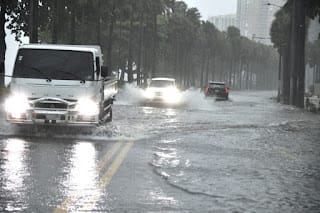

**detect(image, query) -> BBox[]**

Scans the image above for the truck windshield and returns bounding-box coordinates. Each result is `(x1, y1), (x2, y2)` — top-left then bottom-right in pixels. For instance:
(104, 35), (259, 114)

(13, 49), (94, 81)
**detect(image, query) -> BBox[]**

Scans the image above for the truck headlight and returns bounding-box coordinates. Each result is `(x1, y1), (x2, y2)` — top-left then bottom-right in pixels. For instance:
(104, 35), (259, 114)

(75, 98), (99, 116)
(4, 94), (30, 118)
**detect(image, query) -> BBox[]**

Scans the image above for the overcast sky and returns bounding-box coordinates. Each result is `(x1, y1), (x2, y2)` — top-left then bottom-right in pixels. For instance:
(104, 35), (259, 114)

(183, 0), (237, 19)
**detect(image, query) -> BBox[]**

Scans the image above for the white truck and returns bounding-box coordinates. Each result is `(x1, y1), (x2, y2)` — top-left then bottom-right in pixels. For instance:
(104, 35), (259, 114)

(4, 44), (117, 126)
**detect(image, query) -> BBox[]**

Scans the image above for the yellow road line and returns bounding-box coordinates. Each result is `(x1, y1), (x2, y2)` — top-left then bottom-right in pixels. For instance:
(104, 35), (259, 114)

(78, 141), (134, 211)
(96, 141), (123, 172)
(53, 140), (125, 213)
(99, 140), (134, 189)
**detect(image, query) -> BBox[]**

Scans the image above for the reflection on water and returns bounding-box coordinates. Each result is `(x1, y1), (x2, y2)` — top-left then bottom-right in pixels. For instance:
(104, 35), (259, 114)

(152, 139), (182, 172)
(62, 142), (101, 211)
(164, 108), (176, 117)
(149, 187), (178, 206)
(2, 138), (29, 211)
(142, 107), (155, 115)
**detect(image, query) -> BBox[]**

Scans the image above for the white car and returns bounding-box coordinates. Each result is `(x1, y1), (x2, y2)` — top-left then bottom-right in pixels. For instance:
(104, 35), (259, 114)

(144, 78), (181, 104)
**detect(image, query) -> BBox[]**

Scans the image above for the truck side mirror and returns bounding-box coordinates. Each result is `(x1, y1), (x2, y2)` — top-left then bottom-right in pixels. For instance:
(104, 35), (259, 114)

(101, 66), (109, 77)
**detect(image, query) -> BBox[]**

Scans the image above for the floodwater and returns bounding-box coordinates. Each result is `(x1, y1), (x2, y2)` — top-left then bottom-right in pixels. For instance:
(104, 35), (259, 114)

(0, 87), (319, 212)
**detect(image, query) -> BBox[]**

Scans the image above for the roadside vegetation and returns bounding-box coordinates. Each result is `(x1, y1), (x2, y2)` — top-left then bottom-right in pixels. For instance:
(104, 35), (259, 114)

(1, 0), (281, 90)
(270, 0), (320, 106)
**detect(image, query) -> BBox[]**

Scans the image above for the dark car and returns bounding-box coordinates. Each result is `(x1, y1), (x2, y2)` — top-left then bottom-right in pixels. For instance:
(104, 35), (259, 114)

(204, 82), (229, 100)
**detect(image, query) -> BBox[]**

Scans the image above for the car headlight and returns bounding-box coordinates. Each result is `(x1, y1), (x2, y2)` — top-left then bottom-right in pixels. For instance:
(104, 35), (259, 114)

(4, 93), (30, 118)
(163, 87), (181, 104)
(75, 98), (99, 116)
(144, 88), (155, 99)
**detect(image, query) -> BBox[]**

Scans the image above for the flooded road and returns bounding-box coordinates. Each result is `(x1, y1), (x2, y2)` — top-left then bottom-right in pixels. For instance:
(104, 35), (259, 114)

(0, 90), (320, 212)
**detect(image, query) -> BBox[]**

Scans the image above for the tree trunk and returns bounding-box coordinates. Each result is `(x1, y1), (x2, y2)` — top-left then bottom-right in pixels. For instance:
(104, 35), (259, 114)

(29, 0), (38, 43)
(0, 1), (5, 87)
(239, 60), (242, 90)
(143, 26), (149, 87)
(294, 0), (305, 108)
(96, 1), (101, 45)
(151, 11), (158, 78)
(200, 54), (206, 88)
(205, 56), (210, 84)
(246, 63), (250, 90)
(211, 56), (216, 82)
(136, 12), (144, 86)
(173, 40), (179, 80)
(70, 1), (76, 44)
(277, 49), (283, 102)
(282, 44), (290, 104)
(107, 0), (116, 71)
(52, 0), (59, 43)
(229, 59), (233, 87)
(120, 64), (125, 83)
(233, 60), (237, 89)
(289, 0), (306, 107)
(127, 12), (134, 83)
(117, 21), (122, 73)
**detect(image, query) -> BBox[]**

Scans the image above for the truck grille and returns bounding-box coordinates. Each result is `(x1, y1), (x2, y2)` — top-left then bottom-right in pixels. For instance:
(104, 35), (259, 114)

(34, 102), (68, 109)
(30, 98), (76, 110)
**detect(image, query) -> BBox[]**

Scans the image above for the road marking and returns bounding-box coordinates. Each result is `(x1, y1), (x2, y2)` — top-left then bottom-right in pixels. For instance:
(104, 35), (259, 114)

(96, 141), (123, 172)
(53, 140), (127, 213)
(99, 140), (134, 189)
(78, 141), (134, 211)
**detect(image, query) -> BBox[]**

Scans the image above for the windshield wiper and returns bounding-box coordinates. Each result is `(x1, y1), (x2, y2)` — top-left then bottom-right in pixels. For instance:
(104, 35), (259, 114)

(19, 63), (51, 80)
(53, 70), (86, 82)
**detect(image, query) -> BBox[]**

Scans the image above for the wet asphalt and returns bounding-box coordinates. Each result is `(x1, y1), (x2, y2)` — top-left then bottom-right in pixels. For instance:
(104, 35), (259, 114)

(0, 90), (320, 212)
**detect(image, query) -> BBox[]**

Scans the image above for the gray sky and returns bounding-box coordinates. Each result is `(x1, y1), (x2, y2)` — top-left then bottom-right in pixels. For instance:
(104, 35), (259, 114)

(183, 0), (237, 19)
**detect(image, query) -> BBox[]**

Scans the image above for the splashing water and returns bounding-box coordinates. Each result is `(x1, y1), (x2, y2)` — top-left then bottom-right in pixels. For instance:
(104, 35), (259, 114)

(116, 84), (217, 111)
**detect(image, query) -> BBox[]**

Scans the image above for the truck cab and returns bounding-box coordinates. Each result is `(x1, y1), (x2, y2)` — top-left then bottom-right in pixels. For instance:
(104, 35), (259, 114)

(4, 44), (117, 126)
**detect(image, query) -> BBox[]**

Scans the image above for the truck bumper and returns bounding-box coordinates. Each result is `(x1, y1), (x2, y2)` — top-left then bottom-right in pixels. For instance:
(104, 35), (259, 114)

(6, 109), (100, 126)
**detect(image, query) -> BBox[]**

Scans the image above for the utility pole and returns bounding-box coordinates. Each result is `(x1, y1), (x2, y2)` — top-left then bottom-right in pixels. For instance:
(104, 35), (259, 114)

(289, 0), (305, 108)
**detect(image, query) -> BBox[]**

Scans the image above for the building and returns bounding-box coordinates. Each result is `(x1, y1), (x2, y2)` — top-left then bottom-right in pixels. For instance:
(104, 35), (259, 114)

(208, 14), (237, 32)
(236, 0), (286, 45)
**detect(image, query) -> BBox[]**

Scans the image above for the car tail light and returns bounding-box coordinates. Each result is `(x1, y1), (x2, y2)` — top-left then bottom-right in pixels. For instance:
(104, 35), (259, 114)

(205, 86), (209, 93)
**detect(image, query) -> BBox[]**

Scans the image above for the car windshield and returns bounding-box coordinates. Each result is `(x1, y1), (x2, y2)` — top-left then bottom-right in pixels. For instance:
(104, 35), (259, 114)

(149, 80), (174, 88)
(13, 49), (94, 81)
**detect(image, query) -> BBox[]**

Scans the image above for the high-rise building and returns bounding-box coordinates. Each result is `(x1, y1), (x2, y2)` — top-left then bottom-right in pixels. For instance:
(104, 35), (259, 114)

(208, 14), (237, 32)
(236, 0), (286, 44)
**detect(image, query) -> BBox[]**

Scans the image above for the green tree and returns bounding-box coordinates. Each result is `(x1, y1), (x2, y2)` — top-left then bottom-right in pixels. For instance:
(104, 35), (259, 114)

(0, 0), (19, 87)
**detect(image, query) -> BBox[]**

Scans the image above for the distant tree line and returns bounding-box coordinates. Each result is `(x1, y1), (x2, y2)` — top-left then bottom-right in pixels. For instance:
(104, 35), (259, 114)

(270, 0), (320, 107)
(1, 0), (278, 90)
